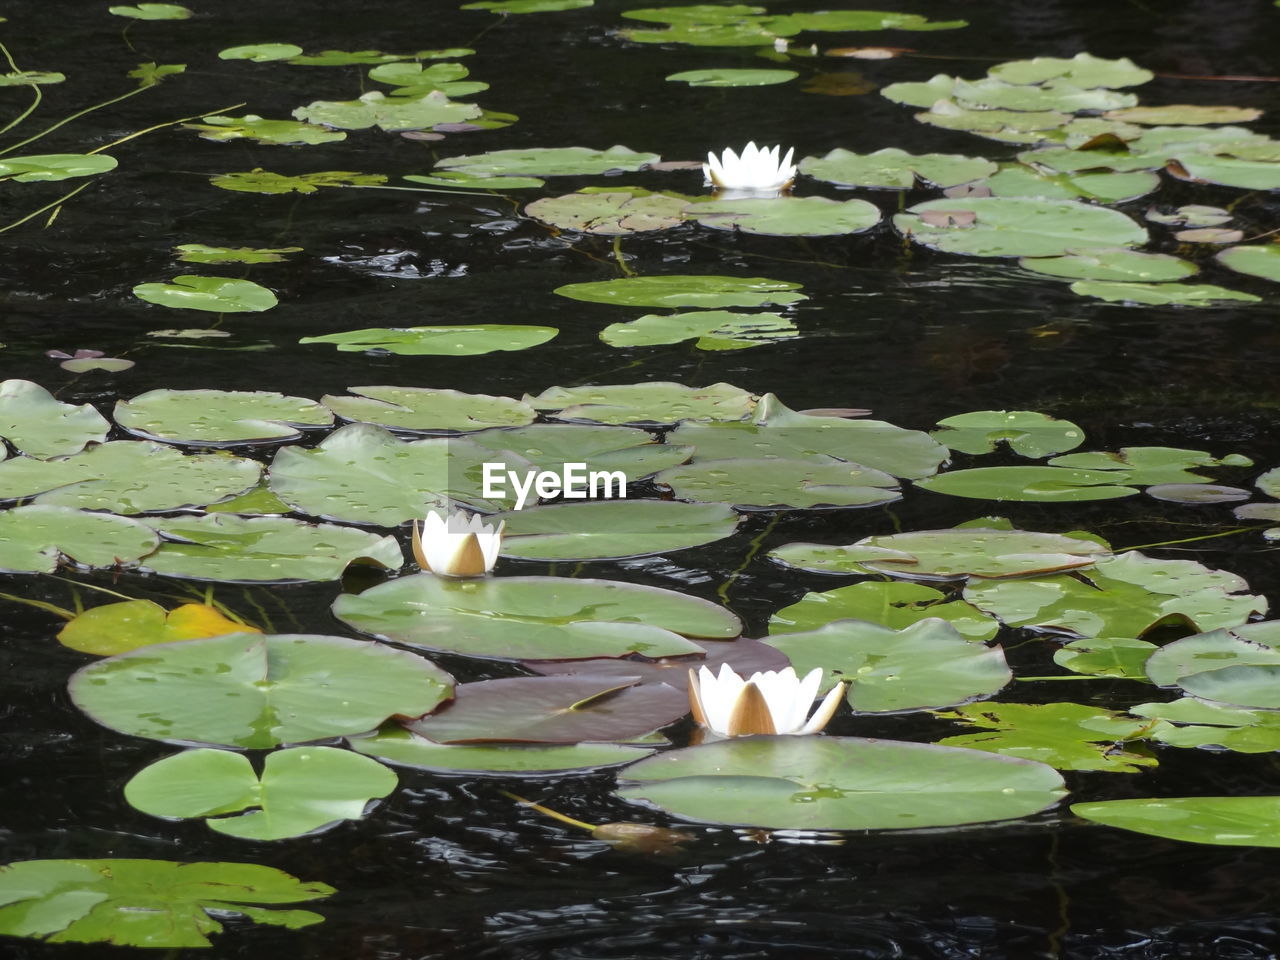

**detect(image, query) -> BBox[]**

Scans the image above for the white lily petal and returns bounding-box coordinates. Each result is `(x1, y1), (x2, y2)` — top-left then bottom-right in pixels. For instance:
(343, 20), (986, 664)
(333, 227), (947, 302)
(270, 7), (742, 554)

(800, 681), (846, 735)
(414, 508), (503, 578)
(704, 141), (797, 193)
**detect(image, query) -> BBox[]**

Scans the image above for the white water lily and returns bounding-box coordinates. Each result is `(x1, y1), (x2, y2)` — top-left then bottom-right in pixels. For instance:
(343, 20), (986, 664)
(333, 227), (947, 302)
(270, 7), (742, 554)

(412, 509), (504, 578)
(687, 664), (845, 738)
(703, 141), (797, 194)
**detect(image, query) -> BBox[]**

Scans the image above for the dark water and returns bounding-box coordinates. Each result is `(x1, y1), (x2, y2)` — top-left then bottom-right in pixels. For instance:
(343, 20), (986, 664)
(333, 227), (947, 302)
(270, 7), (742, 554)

(3, 0), (1280, 957)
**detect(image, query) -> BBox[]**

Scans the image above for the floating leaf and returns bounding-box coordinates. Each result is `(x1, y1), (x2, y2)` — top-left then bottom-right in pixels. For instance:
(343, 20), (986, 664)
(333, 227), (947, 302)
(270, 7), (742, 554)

(287, 49), (437, 66)
(666, 68), (795, 86)
(352, 728), (651, 772)
(293, 91), (481, 131)
(1147, 204), (1232, 227)
(494, 500), (739, 560)
(0, 505), (159, 574)
(124, 746), (397, 841)
(321, 385), (535, 432)
(1046, 446), (1244, 484)
(1133, 697), (1280, 753)
(984, 165), (1158, 203)
(555, 274), (804, 309)
(218, 43), (304, 62)
(58, 600), (258, 655)
(0, 859), (331, 947)
(404, 171), (544, 190)
(1053, 637), (1156, 679)
(132, 276), (277, 313)
(140, 514), (402, 582)
(1173, 227), (1244, 244)
(525, 636), (790, 688)
(205, 482), (293, 516)
(128, 62), (186, 86)
(915, 103), (1071, 142)
(526, 190), (687, 234)
(688, 196), (880, 236)
(0, 153), (117, 182)
(525, 381), (758, 425)
(799, 146), (995, 189)
(1216, 244), (1280, 283)
(1072, 797), (1280, 847)
(1068, 280), (1260, 306)
(931, 409), (1085, 458)
(770, 581), (998, 641)
(0, 379), (108, 457)
(766, 10), (966, 32)
(69, 632), (451, 748)
(916, 465), (1139, 502)
(174, 243), (301, 264)
(210, 169), (387, 194)
(615, 736), (1065, 830)
(409, 675), (688, 743)
(987, 53), (1152, 88)
(463, 0), (593, 11)
(1144, 622), (1280, 709)
(114, 389), (331, 446)
(1020, 249), (1196, 282)
(657, 457), (899, 510)
(953, 77), (1136, 112)
(185, 114), (345, 145)
(0, 71), (65, 86)
(764, 618), (1010, 712)
(367, 62), (486, 98)
(108, 3), (191, 20)
(438, 145), (659, 176)
(0, 441), (259, 513)
(334, 573), (740, 661)
(600, 310), (797, 350)
(1171, 153), (1280, 190)
(299, 325), (556, 356)
(880, 73), (957, 107)
(467, 422), (691, 478)
(896, 197), (1147, 258)
(935, 702), (1156, 772)
(1259, 467), (1280, 499)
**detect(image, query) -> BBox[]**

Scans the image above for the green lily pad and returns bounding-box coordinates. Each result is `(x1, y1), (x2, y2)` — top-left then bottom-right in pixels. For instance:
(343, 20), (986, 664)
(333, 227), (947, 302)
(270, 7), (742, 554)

(0, 441), (260, 513)
(1146, 483), (1251, 504)
(205, 482), (293, 516)
(333, 573), (740, 661)
(687, 196), (881, 236)
(669, 394), (948, 480)
(0, 379), (109, 457)
(128, 62), (186, 86)
(132, 276), (277, 313)
(1053, 636), (1157, 679)
(799, 146), (996, 189)
(915, 103), (1071, 142)
(1133, 697), (1280, 752)
(268, 423), (530, 521)
(935, 702), (1156, 772)
(769, 581), (998, 641)
(409, 675), (688, 744)
(351, 728), (651, 772)
(0, 71), (65, 86)
(287, 49), (441, 66)
(1172, 153), (1280, 190)
(985, 165), (1159, 203)
(1020, 249), (1197, 282)
(931, 409), (1085, 458)
(299, 325), (556, 356)
(218, 43), (304, 62)
(1072, 796), (1280, 847)
(763, 618), (1010, 712)
(124, 746), (397, 841)
(600, 310), (797, 350)
(185, 114), (345, 145)
(896, 197), (1148, 258)
(555, 274), (804, 309)
(108, 3), (191, 19)
(0, 505), (159, 574)
(1069, 280), (1261, 305)
(69, 632), (451, 749)
(987, 53), (1152, 88)
(1105, 104), (1263, 125)
(1259, 467), (1280, 499)
(321, 385), (536, 432)
(463, 0), (593, 11)
(1216, 244), (1280, 283)
(0, 859), (331, 947)
(615, 736), (1066, 830)
(916, 465), (1139, 502)
(437, 145), (659, 176)
(57, 599), (256, 656)
(114, 389), (331, 446)
(953, 77), (1137, 113)
(966, 553), (1266, 641)
(656, 457), (900, 510)
(367, 61), (486, 97)
(1144, 622), (1280, 709)
(466, 422), (692, 478)
(880, 73), (958, 107)
(524, 636), (789, 688)
(525, 381), (758, 425)
(1147, 204), (1232, 227)
(666, 68), (795, 87)
(526, 191), (687, 234)
(140, 514), (403, 582)
(493, 500), (739, 560)
(769, 527), (1110, 580)
(765, 10), (966, 32)
(174, 243), (302, 264)
(404, 171), (544, 190)
(293, 91), (481, 131)
(210, 169), (387, 194)
(0, 153), (118, 182)
(1047, 446), (1246, 484)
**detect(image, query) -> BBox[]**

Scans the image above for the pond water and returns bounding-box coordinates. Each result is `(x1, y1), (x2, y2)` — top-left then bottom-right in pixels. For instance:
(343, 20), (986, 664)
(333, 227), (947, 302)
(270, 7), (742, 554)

(3, 0), (1280, 957)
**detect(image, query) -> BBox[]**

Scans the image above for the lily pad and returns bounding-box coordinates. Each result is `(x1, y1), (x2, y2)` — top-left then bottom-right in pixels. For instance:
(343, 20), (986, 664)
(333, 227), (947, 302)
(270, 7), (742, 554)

(987, 53), (1152, 88)
(293, 91), (481, 132)
(687, 196), (881, 236)
(1171, 153), (1280, 190)
(218, 43), (304, 62)
(656, 457), (900, 510)
(525, 381), (758, 425)
(880, 73), (958, 108)
(0, 505), (160, 574)
(935, 702), (1156, 772)
(1053, 636), (1157, 680)
(140, 514), (403, 582)
(114, 389), (331, 446)
(554, 274), (804, 309)
(896, 197), (1148, 258)
(915, 104), (1071, 143)
(409, 675), (688, 743)
(984, 165), (1159, 203)
(1072, 796), (1280, 847)
(299, 325), (556, 356)
(1047, 446), (1247, 484)
(1133, 697), (1280, 753)
(68, 632), (452, 748)
(800, 147), (995, 189)
(931, 409), (1085, 458)
(0, 154), (118, 182)
(526, 191), (687, 234)
(321, 385), (536, 432)
(600, 310), (797, 350)
(124, 746), (397, 841)
(351, 728), (651, 772)
(769, 527), (1110, 580)
(916, 465), (1139, 502)
(1216, 244), (1280, 283)
(764, 618), (1010, 712)
(0, 859), (331, 947)
(185, 114), (346, 145)
(1259, 467), (1280, 498)
(769, 581), (998, 642)
(1070, 280), (1261, 305)
(108, 3), (191, 19)
(615, 736), (1065, 830)
(0, 441), (260, 513)
(437, 145), (659, 176)
(0, 379), (109, 457)
(174, 243), (302, 264)
(58, 600), (257, 656)
(525, 636), (790, 688)
(132, 276), (277, 313)
(367, 61), (486, 98)
(953, 77), (1136, 113)
(333, 573), (740, 661)
(466, 422), (692, 478)
(210, 170), (387, 194)
(1144, 622), (1280, 709)
(1147, 204), (1232, 227)
(1020, 249), (1196, 282)
(0, 71), (65, 86)
(463, 0), (593, 11)
(404, 171), (544, 190)
(666, 68), (795, 87)
(493, 500), (740, 560)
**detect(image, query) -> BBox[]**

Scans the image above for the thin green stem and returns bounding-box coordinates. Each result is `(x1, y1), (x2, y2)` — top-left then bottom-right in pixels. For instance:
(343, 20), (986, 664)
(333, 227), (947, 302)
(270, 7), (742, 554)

(611, 236), (636, 277)
(1118, 526), (1254, 552)
(716, 513), (782, 605)
(0, 591), (77, 620)
(0, 180), (90, 233)
(1013, 675), (1098, 681)
(0, 41), (43, 137)
(500, 791), (597, 833)
(346, 183), (508, 198)
(86, 101), (245, 155)
(0, 84), (149, 156)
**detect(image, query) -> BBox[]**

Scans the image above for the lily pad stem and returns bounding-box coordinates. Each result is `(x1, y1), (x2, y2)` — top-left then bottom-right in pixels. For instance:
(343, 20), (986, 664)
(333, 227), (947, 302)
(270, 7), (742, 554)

(86, 102), (247, 156)
(716, 513), (781, 604)
(500, 790), (598, 833)
(611, 236), (636, 277)
(0, 84), (156, 156)
(0, 180), (90, 234)
(0, 42), (42, 138)
(1118, 526), (1252, 551)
